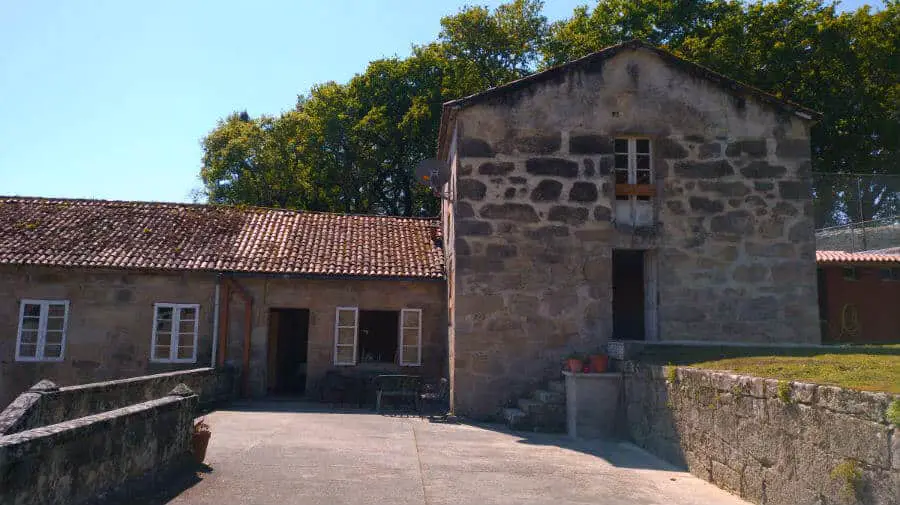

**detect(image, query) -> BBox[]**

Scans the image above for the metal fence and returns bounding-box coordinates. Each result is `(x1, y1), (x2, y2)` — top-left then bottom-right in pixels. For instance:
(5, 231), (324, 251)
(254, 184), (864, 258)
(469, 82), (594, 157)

(813, 173), (899, 252)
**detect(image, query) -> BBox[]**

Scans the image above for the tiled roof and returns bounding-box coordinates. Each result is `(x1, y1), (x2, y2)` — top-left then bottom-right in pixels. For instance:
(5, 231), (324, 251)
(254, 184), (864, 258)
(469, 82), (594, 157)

(0, 196), (444, 279)
(816, 250), (900, 265)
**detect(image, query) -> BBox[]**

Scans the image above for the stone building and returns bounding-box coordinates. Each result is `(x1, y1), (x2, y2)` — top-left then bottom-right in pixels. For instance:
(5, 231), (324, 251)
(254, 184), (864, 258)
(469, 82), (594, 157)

(2, 41), (824, 421)
(0, 197), (446, 406)
(437, 40), (822, 419)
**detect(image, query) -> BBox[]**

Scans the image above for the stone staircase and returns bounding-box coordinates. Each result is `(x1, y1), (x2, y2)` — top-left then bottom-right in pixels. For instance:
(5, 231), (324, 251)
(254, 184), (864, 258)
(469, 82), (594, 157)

(502, 377), (566, 433)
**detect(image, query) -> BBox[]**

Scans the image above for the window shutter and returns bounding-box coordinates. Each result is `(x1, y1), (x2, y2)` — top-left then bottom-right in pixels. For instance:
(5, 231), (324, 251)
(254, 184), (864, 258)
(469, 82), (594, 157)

(334, 307), (358, 365)
(399, 309), (422, 366)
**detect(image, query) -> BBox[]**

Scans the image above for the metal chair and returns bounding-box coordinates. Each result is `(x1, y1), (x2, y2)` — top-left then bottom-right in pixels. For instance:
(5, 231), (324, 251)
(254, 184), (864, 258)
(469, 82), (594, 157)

(373, 375), (421, 414)
(418, 378), (449, 419)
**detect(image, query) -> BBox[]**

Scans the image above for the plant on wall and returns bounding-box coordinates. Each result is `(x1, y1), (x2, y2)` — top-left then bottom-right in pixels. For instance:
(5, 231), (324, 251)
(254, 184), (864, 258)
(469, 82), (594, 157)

(830, 459), (863, 502)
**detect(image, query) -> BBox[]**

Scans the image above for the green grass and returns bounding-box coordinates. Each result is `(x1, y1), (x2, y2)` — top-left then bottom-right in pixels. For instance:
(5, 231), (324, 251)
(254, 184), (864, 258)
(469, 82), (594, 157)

(639, 343), (900, 394)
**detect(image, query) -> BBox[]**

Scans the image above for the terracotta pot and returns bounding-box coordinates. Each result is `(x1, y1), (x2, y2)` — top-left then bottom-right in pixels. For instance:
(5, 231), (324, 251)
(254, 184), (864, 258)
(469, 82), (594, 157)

(566, 358), (583, 373)
(590, 354), (609, 373)
(191, 431), (211, 464)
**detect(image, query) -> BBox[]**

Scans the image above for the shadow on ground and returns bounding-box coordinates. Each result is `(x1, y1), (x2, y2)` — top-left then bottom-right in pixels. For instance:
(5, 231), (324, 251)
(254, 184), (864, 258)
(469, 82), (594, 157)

(89, 463), (213, 505)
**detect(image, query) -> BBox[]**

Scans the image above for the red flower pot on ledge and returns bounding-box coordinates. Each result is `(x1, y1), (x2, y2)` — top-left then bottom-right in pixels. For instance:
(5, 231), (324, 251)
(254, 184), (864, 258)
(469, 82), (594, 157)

(589, 354), (609, 373)
(566, 358), (583, 373)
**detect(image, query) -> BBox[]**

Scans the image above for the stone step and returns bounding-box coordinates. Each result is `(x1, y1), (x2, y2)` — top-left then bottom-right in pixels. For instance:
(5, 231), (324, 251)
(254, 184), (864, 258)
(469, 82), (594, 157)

(533, 389), (565, 405)
(548, 380), (566, 394)
(502, 407), (529, 430)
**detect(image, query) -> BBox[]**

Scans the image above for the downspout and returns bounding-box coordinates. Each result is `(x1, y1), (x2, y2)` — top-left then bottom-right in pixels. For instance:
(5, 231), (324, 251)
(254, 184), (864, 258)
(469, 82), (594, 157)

(211, 276), (220, 368)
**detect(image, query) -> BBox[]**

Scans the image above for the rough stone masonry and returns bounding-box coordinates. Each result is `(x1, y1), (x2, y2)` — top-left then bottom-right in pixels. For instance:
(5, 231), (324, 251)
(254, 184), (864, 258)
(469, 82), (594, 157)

(441, 43), (820, 419)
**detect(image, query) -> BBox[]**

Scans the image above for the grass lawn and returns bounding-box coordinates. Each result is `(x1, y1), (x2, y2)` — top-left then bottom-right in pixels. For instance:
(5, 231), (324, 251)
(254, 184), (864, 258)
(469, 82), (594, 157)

(636, 343), (900, 394)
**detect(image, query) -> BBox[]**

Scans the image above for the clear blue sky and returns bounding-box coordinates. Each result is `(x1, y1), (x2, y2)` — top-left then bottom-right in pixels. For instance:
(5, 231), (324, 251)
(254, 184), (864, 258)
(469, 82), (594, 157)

(0, 1), (874, 203)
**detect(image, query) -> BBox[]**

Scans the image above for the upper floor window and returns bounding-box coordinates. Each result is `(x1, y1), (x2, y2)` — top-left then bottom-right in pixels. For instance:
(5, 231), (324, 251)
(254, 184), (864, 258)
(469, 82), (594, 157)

(880, 267), (900, 281)
(614, 138), (654, 225)
(842, 267), (859, 281)
(151, 303), (199, 363)
(16, 299), (69, 362)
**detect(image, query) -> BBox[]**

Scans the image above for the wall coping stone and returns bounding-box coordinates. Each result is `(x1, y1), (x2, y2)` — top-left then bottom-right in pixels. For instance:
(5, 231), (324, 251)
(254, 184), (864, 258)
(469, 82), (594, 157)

(562, 372), (623, 380)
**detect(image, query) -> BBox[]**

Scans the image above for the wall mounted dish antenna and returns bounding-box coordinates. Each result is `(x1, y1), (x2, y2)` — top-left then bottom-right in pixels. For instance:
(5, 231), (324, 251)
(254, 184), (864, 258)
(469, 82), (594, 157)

(415, 159), (452, 201)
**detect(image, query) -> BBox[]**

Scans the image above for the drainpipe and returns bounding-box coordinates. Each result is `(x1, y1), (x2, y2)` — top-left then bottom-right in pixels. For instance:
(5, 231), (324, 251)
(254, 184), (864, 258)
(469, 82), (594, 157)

(211, 275), (221, 368)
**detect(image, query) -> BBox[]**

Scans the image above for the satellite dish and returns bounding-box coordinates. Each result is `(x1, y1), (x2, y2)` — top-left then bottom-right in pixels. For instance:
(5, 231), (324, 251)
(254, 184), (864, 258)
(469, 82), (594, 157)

(415, 159), (450, 191)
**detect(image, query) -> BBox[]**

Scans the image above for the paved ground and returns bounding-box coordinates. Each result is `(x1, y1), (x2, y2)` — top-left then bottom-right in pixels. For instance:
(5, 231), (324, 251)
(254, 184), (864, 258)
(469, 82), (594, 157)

(132, 400), (749, 505)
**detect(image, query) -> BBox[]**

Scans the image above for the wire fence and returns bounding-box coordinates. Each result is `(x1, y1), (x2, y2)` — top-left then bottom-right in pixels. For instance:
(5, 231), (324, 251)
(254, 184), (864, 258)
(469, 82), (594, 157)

(813, 173), (899, 252)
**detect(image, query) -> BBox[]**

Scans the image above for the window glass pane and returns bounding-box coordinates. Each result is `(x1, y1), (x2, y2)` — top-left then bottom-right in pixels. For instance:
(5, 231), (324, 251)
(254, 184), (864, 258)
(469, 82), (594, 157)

(636, 171), (651, 184)
(20, 330), (38, 344)
(636, 139), (650, 153)
(615, 171), (628, 184)
(636, 155), (650, 170)
(614, 154), (628, 169)
(401, 346), (419, 364)
(21, 318), (39, 332)
(402, 328), (420, 345)
(614, 138), (628, 153)
(154, 346), (171, 360)
(44, 344), (62, 359)
(179, 307), (196, 321)
(45, 330), (64, 345)
(179, 319), (196, 335)
(337, 327), (355, 345)
(637, 195), (651, 201)
(47, 304), (66, 318)
(24, 304), (41, 318)
(157, 307), (173, 320)
(337, 309), (356, 327)
(156, 319), (172, 333)
(46, 317), (65, 331)
(177, 346), (194, 360)
(402, 310), (420, 328)
(616, 195), (630, 201)
(335, 346), (355, 364)
(19, 343), (37, 357)
(156, 332), (172, 347)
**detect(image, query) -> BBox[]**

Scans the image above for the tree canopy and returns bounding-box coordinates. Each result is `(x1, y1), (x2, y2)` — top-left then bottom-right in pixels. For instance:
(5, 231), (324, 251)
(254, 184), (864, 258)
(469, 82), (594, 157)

(199, 0), (898, 224)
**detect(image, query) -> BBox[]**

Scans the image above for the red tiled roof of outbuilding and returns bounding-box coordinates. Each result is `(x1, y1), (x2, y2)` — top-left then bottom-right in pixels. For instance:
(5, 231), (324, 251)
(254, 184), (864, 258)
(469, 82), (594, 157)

(816, 250), (900, 265)
(0, 196), (444, 279)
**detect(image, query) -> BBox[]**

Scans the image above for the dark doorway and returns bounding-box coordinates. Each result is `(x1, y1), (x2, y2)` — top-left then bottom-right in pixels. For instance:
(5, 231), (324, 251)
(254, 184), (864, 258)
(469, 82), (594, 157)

(267, 308), (309, 395)
(613, 249), (646, 340)
(358, 310), (399, 364)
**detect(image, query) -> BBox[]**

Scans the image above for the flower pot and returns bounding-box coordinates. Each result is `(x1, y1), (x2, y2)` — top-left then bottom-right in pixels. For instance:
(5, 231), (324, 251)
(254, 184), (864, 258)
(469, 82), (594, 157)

(191, 431), (211, 464)
(589, 354), (609, 373)
(566, 358), (583, 373)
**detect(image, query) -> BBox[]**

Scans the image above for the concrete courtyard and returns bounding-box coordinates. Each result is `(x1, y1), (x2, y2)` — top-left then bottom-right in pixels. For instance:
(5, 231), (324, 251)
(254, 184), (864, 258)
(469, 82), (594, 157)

(127, 400), (749, 505)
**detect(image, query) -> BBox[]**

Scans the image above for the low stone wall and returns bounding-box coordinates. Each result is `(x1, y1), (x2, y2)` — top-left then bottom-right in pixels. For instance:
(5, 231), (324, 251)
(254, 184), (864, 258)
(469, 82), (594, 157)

(623, 363), (899, 505)
(0, 367), (233, 435)
(0, 386), (198, 505)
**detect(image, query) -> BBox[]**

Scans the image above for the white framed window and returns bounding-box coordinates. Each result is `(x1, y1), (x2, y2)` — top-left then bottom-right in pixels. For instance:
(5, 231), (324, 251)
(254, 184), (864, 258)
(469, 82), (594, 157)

(399, 309), (422, 366)
(151, 303), (200, 363)
(614, 137), (654, 226)
(16, 299), (69, 362)
(334, 307), (359, 365)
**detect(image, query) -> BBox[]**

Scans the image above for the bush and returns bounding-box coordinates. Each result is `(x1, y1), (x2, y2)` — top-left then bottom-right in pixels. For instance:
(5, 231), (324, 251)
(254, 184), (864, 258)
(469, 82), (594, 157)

(887, 399), (900, 426)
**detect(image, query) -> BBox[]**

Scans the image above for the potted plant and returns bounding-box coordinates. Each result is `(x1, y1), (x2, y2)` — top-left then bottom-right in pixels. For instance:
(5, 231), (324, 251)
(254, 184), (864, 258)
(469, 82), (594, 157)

(589, 351), (609, 373)
(191, 418), (212, 464)
(565, 352), (584, 373)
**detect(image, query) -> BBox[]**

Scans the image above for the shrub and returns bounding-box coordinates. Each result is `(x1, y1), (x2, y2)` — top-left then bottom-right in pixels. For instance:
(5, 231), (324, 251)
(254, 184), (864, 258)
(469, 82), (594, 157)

(830, 459), (863, 502)
(887, 399), (900, 426)
(776, 380), (791, 404)
(666, 365), (677, 383)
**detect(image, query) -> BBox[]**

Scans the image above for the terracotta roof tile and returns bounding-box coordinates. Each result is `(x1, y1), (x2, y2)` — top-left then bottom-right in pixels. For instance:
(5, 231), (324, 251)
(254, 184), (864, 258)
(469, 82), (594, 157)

(816, 250), (900, 265)
(0, 196), (445, 279)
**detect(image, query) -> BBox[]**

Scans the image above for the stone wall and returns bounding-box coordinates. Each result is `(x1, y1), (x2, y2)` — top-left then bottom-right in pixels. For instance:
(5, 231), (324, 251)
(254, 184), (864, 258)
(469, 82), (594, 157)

(0, 367), (231, 435)
(623, 364), (899, 505)
(446, 45), (819, 419)
(0, 386), (198, 505)
(1, 266), (446, 404)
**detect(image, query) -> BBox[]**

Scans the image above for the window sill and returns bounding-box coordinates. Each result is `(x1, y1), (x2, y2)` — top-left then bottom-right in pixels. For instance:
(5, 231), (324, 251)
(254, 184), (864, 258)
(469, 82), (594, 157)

(15, 357), (65, 363)
(150, 359), (198, 364)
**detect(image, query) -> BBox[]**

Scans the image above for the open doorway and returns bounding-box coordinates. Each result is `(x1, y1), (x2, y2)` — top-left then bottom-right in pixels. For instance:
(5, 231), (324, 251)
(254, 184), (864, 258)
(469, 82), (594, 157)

(612, 249), (658, 340)
(358, 310), (399, 364)
(267, 308), (310, 395)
